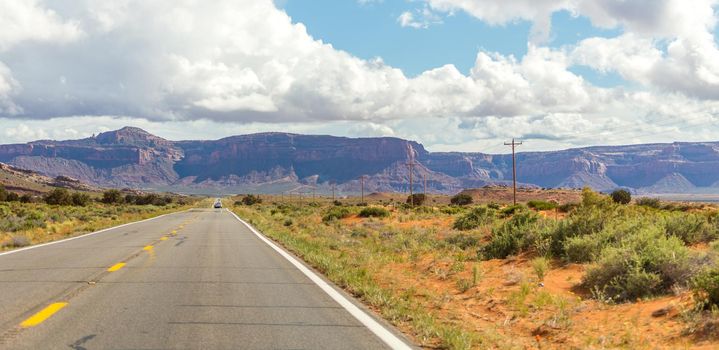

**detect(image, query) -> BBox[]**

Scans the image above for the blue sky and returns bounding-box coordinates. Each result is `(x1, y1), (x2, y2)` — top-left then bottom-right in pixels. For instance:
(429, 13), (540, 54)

(280, 1), (625, 86)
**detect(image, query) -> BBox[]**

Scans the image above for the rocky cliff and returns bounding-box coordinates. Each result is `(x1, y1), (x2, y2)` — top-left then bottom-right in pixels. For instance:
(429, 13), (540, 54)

(1, 127), (718, 194)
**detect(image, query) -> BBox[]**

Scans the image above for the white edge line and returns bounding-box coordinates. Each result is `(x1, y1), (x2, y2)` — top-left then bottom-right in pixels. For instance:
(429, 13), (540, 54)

(227, 209), (413, 350)
(0, 208), (192, 258)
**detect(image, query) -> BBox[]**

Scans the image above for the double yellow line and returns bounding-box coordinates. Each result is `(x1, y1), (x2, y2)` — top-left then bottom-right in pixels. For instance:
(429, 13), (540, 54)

(19, 222), (192, 328)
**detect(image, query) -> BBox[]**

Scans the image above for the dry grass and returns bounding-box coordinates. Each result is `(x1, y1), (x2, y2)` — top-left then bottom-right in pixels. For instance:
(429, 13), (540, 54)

(231, 194), (719, 350)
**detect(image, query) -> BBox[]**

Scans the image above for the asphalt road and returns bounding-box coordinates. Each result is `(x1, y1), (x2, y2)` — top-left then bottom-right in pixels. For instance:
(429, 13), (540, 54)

(0, 208), (411, 349)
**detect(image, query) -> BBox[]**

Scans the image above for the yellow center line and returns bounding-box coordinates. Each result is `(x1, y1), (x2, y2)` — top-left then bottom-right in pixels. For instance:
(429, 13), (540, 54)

(20, 302), (68, 328)
(160, 237), (168, 241)
(107, 262), (126, 272)
(143, 245), (154, 251)
(171, 230), (177, 235)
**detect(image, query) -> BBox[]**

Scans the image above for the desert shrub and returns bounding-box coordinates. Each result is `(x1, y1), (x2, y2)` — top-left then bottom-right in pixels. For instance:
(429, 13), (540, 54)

(450, 193), (473, 206)
(322, 206), (352, 222)
(124, 194), (138, 204)
(333, 200), (342, 206)
(239, 194), (262, 205)
(453, 206), (496, 231)
(582, 226), (692, 301)
(445, 233), (480, 250)
(581, 187), (613, 208)
(527, 200), (557, 211)
(1, 236), (31, 248)
(5, 192), (19, 202)
(456, 278), (473, 293)
(663, 213), (718, 244)
(548, 204), (616, 257)
(636, 197), (661, 209)
(19, 194), (33, 203)
(610, 189), (632, 204)
(71, 193), (91, 206)
(0, 185), (6, 201)
(134, 193), (158, 205)
(480, 211), (540, 259)
(532, 257), (550, 281)
(406, 193), (426, 206)
(358, 207), (390, 218)
(102, 189), (123, 204)
(499, 204), (527, 218)
(691, 268), (719, 310)
(558, 202), (578, 213)
(487, 202), (501, 210)
(440, 206), (464, 215)
(44, 188), (72, 205)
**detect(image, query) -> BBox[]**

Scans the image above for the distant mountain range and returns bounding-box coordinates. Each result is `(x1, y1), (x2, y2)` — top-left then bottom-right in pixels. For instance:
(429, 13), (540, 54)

(1, 126), (718, 195)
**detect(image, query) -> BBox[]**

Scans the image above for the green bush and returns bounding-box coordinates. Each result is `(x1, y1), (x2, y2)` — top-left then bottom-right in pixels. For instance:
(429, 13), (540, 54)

(322, 206), (352, 222)
(636, 197), (661, 209)
(44, 188), (72, 205)
(450, 193), (473, 206)
(0, 185), (6, 202)
(558, 203), (578, 213)
(240, 194), (263, 206)
(406, 193), (427, 206)
(663, 213), (718, 244)
(102, 189), (123, 204)
(71, 193), (91, 207)
(445, 233), (480, 249)
(5, 192), (19, 202)
(582, 187), (612, 207)
(610, 189), (632, 204)
(499, 204), (527, 218)
(582, 225), (691, 301)
(480, 211), (540, 259)
(691, 268), (719, 310)
(527, 200), (557, 211)
(358, 207), (390, 218)
(453, 206), (495, 230)
(440, 206), (464, 215)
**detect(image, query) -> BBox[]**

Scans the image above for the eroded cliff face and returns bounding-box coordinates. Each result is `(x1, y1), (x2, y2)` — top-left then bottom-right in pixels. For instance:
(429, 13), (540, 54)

(2, 127), (719, 194)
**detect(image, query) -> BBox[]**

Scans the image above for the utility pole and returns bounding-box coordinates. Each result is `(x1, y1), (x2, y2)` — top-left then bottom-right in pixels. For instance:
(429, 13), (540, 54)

(359, 176), (366, 204)
(504, 139), (523, 205)
(423, 172), (427, 197)
(406, 161), (417, 206)
(331, 182), (336, 201)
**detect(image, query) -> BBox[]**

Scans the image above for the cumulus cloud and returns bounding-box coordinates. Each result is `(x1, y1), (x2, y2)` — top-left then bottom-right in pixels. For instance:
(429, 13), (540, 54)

(0, 62), (21, 115)
(0, 0), (717, 152)
(0, 0), (83, 51)
(422, 0), (719, 100)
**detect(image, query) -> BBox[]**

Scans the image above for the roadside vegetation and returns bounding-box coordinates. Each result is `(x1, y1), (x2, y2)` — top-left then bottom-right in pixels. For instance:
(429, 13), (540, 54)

(0, 186), (198, 250)
(230, 188), (719, 349)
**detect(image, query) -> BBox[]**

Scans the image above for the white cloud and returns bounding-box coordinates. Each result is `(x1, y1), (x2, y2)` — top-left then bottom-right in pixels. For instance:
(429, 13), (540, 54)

(421, 0), (719, 100)
(0, 0), (717, 152)
(397, 7), (443, 29)
(0, 0), (83, 51)
(0, 62), (21, 115)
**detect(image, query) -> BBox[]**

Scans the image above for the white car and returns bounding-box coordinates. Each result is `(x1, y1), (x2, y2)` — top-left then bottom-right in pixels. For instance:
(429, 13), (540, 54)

(213, 201), (222, 208)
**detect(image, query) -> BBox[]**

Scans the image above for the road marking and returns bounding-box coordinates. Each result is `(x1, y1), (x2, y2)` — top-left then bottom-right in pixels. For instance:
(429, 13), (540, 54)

(227, 210), (412, 350)
(160, 237), (168, 241)
(107, 263), (126, 272)
(0, 210), (192, 258)
(143, 245), (154, 251)
(171, 230), (177, 235)
(20, 302), (68, 328)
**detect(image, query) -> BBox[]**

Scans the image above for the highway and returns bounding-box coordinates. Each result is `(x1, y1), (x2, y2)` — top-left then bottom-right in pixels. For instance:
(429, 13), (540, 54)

(0, 208), (412, 349)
